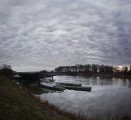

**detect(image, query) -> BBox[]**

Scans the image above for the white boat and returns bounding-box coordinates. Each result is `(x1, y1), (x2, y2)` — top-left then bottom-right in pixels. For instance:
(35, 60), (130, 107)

(40, 82), (65, 91)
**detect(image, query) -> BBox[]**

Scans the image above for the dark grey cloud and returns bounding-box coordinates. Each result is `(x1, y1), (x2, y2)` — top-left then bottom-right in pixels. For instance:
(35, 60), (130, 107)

(0, 0), (131, 71)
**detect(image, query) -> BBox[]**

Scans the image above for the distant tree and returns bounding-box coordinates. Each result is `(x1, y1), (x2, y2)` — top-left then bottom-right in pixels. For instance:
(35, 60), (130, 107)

(55, 66), (63, 72)
(55, 64), (114, 74)
(130, 65), (131, 74)
(104, 66), (113, 74)
(85, 64), (91, 73)
(0, 64), (14, 77)
(122, 66), (128, 74)
(91, 64), (98, 73)
(113, 66), (120, 74)
(99, 65), (105, 73)
(0, 64), (11, 69)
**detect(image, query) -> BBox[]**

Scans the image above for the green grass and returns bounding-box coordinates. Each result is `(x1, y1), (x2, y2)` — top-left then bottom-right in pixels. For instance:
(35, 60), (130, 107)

(0, 76), (69, 120)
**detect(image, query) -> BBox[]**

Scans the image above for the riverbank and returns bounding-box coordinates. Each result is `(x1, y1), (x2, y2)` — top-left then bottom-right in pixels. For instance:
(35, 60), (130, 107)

(0, 76), (131, 120)
(0, 76), (89, 120)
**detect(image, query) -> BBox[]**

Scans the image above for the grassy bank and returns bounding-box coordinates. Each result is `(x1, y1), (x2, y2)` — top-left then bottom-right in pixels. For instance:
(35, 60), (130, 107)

(0, 76), (89, 120)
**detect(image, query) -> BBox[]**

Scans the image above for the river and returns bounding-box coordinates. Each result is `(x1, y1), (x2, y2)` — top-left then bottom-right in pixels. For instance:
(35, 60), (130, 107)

(39, 75), (131, 119)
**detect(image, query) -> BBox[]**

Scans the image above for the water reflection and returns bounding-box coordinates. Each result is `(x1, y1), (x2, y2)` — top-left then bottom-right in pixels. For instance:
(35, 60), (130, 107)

(40, 75), (131, 119)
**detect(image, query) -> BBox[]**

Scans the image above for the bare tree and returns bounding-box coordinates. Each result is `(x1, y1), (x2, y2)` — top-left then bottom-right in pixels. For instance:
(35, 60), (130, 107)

(0, 64), (14, 77)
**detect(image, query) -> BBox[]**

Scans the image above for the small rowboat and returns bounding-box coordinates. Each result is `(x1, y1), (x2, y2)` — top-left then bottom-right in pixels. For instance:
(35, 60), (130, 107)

(56, 82), (82, 86)
(40, 82), (65, 91)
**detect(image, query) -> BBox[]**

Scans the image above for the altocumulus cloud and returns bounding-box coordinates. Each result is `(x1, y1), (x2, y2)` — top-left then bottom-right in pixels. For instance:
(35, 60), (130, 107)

(0, 0), (131, 71)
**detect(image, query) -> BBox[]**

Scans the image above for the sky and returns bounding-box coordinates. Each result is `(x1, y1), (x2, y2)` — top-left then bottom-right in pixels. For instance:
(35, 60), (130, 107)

(0, 0), (131, 72)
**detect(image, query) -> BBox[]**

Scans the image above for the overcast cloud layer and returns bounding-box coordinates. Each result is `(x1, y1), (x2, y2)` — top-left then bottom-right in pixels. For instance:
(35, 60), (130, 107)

(0, 0), (131, 71)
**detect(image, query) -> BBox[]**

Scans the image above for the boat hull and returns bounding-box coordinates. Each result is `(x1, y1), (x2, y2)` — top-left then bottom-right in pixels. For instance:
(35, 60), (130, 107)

(56, 82), (82, 86)
(40, 84), (64, 91)
(64, 86), (91, 91)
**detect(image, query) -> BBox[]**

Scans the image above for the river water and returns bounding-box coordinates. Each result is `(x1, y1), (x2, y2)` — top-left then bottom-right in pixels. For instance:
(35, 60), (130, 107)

(40, 75), (131, 119)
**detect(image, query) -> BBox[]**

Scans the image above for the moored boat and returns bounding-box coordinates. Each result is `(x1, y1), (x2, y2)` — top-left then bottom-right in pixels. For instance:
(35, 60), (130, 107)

(40, 82), (65, 91)
(56, 82), (82, 86)
(64, 85), (92, 91)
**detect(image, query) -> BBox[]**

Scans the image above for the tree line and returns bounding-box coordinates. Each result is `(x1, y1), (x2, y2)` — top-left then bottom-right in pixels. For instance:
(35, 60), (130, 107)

(0, 64), (15, 77)
(55, 64), (131, 74)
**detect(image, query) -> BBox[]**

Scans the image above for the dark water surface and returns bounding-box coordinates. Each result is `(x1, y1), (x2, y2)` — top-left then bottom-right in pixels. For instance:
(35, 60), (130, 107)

(40, 75), (131, 119)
